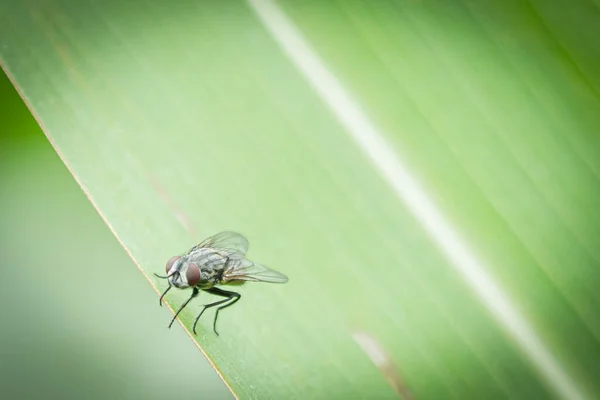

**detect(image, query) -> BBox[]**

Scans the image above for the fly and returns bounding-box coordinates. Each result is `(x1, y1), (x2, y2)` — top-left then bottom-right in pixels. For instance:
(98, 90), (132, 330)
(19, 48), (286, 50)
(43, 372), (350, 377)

(154, 231), (288, 335)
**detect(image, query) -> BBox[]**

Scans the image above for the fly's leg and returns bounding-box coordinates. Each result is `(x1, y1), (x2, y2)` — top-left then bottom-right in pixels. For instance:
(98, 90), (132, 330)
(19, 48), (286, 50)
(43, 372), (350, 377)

(157, 283), (172, 306)
(191, 297), (230, 335)
(211, 290), (241, 336)
(168, 287), (199, 329)
(193, 287), (241, 336)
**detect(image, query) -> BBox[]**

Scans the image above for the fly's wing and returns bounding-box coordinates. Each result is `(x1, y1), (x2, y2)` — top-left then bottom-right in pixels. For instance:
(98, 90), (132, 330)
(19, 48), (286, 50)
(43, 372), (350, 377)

(188, 231), (249, 258)
(223, 259), (288, 284)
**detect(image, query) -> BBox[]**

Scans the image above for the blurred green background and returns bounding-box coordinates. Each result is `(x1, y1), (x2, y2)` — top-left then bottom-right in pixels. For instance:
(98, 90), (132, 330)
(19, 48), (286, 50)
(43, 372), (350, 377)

(2, 0), (600, 399)
(0, 70), (231, 399)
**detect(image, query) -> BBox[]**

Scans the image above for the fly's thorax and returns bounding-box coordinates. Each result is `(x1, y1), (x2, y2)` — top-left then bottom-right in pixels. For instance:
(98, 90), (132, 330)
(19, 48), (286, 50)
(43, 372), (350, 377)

(187, 247), (230, 283)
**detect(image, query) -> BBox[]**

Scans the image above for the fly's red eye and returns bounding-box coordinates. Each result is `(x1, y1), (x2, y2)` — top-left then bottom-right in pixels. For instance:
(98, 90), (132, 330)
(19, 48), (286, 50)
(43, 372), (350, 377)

(186, 263), (200, 286)
(166, 256), (181, 274)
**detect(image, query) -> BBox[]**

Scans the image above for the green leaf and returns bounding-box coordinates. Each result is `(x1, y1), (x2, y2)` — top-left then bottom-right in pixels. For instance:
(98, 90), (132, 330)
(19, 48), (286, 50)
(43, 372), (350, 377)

(2, 0), (600, 399)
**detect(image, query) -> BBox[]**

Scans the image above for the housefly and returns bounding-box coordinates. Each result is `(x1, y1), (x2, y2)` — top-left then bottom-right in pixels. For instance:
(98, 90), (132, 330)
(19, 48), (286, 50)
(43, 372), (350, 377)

(154, 231), (288, 335)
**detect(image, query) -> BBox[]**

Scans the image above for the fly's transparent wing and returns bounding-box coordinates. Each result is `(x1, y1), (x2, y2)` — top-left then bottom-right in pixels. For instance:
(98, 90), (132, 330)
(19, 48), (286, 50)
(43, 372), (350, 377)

(188, 231), (249, 258)
(223, 259), (288, 284)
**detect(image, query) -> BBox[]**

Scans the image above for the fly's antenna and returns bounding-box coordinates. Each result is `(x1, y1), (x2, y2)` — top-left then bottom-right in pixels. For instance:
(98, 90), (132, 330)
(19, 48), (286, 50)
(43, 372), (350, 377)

(154, 272), (176, 279)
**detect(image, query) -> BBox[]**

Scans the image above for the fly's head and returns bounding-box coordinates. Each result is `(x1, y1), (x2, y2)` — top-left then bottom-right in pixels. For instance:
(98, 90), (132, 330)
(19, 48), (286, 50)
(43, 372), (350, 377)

(163, 256), (200, 289)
